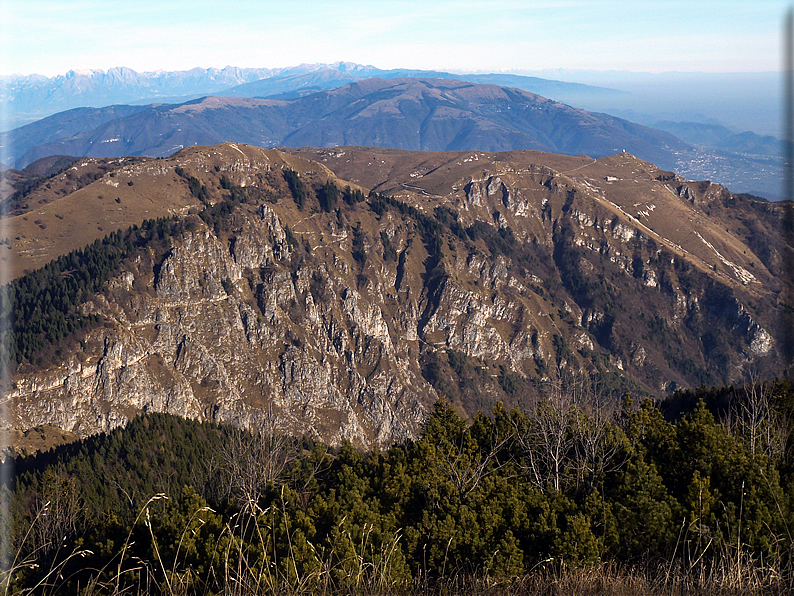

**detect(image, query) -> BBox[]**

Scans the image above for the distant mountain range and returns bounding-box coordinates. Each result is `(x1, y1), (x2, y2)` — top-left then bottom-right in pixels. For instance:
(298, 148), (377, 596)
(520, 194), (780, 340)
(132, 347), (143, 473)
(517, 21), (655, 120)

(652, 120), (781, 157)
(1, 66), (783, 199)
(218, 66), (626, 106)
(5, 77), (685, 170)
(0, 65), (277, 129)
(0, 63), (625, 131)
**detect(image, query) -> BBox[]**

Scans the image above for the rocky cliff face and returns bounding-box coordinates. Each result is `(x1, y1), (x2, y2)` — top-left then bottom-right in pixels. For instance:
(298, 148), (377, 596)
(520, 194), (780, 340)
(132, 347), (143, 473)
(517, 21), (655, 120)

(6, 144), (786, 447)
(9, 206), (426, 447)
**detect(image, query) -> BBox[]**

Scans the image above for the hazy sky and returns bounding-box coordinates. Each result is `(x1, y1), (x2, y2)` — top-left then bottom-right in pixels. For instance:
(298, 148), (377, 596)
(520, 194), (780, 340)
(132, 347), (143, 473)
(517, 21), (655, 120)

(1, 0), (788, 77)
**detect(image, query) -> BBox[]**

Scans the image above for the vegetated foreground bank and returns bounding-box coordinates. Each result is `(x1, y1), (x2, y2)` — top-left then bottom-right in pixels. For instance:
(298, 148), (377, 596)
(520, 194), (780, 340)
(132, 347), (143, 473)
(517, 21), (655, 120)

(3, 380), (794, 594)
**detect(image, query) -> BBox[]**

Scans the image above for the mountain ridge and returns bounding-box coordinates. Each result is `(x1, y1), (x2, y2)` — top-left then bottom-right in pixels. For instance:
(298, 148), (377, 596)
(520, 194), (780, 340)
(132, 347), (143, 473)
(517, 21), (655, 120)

(5, 77), (687, 172)
(3, 143), (786, 447)
(1, 63), (622, 130)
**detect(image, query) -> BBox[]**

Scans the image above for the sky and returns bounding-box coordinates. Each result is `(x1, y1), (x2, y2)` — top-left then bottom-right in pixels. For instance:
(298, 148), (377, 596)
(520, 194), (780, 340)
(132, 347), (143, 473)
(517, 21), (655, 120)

(0, 0), (789, 77)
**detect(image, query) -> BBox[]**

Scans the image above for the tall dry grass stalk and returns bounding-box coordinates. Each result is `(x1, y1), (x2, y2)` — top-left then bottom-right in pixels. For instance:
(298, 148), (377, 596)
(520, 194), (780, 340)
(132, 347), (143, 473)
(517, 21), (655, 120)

(3, 488), (793, 595)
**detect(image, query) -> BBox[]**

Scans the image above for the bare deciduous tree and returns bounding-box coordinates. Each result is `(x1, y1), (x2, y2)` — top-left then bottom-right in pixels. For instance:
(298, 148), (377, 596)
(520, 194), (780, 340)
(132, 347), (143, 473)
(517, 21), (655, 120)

(30, 468), (82, 559)
(512, 378), (576, 493)
(728, 369), (787, 461)
(513, 372), (626, 495)
(431, 427), (511, 502)
(220, 408), (297, 509)
(569, 376), (627, 495)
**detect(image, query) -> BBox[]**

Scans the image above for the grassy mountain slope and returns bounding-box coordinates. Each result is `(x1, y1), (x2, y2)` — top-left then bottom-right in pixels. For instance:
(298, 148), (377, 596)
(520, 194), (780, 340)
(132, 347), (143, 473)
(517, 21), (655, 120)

(2, 143), (788, 447)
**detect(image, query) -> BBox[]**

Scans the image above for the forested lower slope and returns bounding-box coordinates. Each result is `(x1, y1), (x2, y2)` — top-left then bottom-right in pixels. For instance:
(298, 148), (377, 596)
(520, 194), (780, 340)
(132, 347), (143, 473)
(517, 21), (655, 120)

(3, 382), (794, 593)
